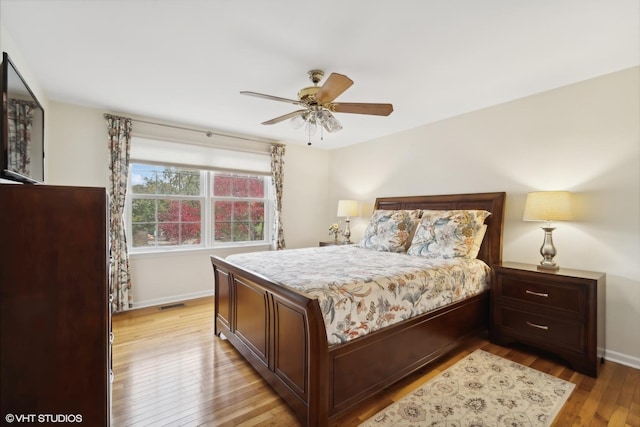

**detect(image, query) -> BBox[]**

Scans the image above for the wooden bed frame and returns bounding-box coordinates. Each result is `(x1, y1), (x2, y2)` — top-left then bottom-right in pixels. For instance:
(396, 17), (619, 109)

(211, 192), (505, 426)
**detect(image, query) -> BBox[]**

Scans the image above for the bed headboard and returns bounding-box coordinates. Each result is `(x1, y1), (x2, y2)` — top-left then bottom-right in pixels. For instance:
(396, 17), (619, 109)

(374, 192), (506, 267)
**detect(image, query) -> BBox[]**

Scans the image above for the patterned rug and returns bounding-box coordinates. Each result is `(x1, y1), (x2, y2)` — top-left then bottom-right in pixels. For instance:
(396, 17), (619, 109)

(360, 349), (575, 427)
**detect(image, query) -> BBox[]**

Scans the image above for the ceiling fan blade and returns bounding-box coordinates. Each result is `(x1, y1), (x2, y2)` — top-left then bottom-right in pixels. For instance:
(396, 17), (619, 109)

(261, 109), (308, 125)
(240, 91), (303, 106)
(315, 73), (354, 104)
(332, 102), (394, 116)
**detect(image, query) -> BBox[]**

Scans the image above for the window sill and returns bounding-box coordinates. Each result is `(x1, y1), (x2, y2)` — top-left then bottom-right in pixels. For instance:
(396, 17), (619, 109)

(129, 243), (272, 259)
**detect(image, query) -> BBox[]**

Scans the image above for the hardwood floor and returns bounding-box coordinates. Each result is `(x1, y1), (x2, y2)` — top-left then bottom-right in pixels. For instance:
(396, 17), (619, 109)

(111, 297), (640, 426)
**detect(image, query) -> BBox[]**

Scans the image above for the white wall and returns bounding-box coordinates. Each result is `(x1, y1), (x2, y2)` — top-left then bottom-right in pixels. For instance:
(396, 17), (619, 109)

(47, 102), (109, 186)
(328, 67), (640, 368)
(281, 144), (331, 248)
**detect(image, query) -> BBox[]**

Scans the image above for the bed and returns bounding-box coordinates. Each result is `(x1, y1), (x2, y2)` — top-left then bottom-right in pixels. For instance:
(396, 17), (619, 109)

(210, 192), (505, 426)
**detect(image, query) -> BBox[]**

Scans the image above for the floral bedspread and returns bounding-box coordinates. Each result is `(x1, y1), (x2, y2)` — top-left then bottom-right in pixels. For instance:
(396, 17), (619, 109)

(225, 245), (490, 346)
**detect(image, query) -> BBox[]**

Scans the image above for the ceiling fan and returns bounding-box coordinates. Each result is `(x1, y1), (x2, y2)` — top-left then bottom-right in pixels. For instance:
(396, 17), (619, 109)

(240, 70), (393, 144)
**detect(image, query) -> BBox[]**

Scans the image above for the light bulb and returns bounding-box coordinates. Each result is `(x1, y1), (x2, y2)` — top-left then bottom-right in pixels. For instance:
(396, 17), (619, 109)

(316, 110), (329, 124)
(290, 113), (306, 129)
(325, 115), (343, 133)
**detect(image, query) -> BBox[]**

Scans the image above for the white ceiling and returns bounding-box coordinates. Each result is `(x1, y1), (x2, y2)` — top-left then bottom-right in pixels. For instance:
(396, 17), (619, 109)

(2, 0), (638, 149)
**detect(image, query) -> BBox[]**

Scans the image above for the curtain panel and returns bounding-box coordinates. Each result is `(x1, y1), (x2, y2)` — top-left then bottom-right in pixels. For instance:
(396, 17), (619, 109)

(270, 144), (286, 250)
(106, 114), (133, 312)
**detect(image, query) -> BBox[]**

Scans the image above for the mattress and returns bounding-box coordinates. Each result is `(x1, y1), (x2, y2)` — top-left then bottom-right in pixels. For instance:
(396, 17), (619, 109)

(225, 245), (490, 346)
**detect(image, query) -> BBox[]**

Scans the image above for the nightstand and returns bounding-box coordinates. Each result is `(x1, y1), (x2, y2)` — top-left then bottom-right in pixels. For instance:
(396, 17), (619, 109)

(490, 262), (605, 377)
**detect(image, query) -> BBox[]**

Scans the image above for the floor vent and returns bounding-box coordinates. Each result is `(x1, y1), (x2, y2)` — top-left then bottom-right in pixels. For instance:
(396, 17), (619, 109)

(159, 303), (186, 311)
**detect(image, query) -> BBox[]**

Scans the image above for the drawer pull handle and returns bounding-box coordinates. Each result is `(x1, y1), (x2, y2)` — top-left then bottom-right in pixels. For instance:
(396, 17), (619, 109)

(526, 321), (549, 331)
(526, 290), (549, 298)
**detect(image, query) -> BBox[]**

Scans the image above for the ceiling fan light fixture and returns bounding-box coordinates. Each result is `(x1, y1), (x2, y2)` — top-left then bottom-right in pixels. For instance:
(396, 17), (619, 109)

(325, 115), (342, 133)
(290, 113), (307, 130)
(241, 69), (392, 143)
(316, 109), (329, 124)
(313, 109), (341, 133)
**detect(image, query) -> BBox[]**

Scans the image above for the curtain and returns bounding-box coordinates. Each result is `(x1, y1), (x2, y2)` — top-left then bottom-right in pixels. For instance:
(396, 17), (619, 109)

(270, 144), (286, 250)
(7, 100), (36, 176)
(106, 114), (133, 312)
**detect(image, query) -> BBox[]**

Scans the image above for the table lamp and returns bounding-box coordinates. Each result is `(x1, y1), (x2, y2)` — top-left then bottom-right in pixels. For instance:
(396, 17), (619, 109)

(337, 200), (358, 244)
(523, 191), (572, 270)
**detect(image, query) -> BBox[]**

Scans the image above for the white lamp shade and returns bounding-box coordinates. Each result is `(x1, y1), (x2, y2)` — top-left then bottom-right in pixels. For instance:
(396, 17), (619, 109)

(523, 191), (572, 221)
(337, 200), (359, 217)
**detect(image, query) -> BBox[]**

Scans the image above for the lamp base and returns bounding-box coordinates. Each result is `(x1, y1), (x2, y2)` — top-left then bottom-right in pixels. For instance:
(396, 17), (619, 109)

(537, 226), (559, 271)
(342, 218), (352, 244)
(537, 263), (559, 271)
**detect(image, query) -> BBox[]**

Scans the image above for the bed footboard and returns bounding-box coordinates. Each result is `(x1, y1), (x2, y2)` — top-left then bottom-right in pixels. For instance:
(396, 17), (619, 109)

(212, 256), (329, 426)
(212, 256), (489, 426)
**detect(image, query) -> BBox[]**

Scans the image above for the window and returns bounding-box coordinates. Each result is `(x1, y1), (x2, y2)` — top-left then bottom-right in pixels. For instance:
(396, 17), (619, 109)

(212, 173), (267, 243)
(127, 163), (272, 251)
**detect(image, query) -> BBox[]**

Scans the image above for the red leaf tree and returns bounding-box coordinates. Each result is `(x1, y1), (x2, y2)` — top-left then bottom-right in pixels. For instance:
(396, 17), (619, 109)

(158, 200), (201, 244)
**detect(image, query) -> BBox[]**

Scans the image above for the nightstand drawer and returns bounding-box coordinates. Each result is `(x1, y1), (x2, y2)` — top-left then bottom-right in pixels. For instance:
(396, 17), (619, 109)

(499, 277), (585, 315)
(499, 307), (584, 353)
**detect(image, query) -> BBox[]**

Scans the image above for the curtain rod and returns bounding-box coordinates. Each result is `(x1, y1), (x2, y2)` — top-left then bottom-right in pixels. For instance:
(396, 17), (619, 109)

(103, 114), (283, 147)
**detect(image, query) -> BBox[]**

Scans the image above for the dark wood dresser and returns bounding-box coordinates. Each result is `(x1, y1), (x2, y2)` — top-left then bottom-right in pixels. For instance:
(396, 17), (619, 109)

(490, 262), (605, 377)
(0, 184), (111, 425)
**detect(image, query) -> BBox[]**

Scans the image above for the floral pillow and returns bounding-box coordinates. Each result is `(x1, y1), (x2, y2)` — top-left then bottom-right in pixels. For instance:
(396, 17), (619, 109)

(407, 210), (491, 259)
(467, 224), (488, 259)
(358, 209), (421, 253)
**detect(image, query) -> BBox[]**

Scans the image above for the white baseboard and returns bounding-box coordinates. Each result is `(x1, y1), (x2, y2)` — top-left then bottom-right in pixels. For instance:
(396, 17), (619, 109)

(605, 349), (640, 370)
(132, 290), (214, 310)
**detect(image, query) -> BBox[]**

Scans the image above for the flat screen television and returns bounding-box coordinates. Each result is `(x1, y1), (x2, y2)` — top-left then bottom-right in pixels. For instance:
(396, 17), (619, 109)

(1, 52), (45, 184)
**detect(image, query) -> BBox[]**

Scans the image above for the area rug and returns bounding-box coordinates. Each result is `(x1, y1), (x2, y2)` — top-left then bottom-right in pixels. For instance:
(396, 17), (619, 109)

(360, 349), (575, 427)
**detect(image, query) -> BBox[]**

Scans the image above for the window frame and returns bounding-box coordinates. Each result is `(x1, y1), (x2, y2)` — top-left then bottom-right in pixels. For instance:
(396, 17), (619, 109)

(126, 162), (273, 253)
